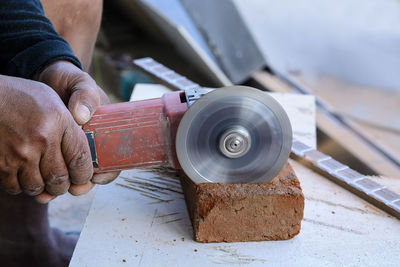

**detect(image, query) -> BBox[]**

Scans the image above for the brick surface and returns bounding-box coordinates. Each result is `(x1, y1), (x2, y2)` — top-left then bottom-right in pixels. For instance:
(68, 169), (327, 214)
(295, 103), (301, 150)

(180, 163), (304, 243)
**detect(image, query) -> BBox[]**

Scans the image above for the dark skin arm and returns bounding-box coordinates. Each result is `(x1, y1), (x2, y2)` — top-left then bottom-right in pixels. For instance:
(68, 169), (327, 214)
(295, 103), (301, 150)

(41, 0), (103, 71)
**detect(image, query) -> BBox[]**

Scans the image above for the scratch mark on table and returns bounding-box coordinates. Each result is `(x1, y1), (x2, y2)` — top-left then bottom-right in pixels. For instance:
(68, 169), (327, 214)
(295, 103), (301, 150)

(155, 212), (180, 218)
(140, 193), (172, 203)
(160, 218), (182, 224)
(303, 218), (364, 235)
(150, 208), (158, 228)
(120, 176), (183, 195)
(116, 183), (161, 198)
(151, 175), (181, 185)
(148, 199), (172, 204)
(120, 178), (171, 195)
(134, 177), (183, 192)
(208, 246), (267, 265)
(305, 196), (384, 216)
(116, 183), (173, 203)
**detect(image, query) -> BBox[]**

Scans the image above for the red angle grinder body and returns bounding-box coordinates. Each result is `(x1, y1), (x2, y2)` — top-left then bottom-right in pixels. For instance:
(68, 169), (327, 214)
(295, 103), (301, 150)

(83, 91), (187, 173)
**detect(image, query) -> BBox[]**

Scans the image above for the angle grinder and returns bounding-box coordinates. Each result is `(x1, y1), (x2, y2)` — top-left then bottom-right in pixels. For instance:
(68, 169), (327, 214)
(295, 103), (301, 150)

(83, 86), (292, 184)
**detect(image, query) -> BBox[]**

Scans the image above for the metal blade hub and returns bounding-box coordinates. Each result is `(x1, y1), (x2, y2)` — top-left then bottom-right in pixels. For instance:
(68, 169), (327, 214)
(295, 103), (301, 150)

(219, 126), (251, 158)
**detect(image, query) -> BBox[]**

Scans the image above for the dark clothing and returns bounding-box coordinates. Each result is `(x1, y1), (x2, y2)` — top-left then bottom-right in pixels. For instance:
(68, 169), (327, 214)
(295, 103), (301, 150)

(0, 0), (81, 79)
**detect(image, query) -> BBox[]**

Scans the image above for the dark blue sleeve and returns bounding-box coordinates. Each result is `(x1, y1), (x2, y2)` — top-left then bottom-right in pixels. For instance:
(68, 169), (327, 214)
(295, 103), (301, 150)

(0, 0), (82, 79)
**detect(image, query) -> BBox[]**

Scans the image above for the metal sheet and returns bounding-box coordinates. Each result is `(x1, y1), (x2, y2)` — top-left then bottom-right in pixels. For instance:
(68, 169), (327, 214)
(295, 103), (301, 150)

(180, 0), (265, 83)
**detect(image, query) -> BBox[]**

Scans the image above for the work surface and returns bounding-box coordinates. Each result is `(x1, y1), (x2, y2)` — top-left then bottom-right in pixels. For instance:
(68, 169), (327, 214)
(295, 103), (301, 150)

(70, 160), (400, 266)
(70, 86), (400, 266)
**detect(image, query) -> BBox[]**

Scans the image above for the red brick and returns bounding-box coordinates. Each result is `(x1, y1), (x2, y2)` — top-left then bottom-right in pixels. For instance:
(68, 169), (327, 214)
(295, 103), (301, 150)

(180, 162), (304, 243)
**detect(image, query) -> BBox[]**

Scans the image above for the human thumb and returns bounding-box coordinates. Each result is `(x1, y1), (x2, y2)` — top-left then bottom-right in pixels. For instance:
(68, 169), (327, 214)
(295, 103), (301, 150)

(76, 104), (91, 124)
(68, 87), (100, 125)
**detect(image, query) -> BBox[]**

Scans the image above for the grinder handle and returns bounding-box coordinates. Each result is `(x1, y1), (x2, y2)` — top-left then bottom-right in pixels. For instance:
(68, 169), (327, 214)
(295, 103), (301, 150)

(82, 92), (187, 173)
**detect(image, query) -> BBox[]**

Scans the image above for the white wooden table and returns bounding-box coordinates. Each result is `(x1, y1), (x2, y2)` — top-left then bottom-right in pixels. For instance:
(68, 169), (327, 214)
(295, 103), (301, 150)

(70, 85), (400, 266)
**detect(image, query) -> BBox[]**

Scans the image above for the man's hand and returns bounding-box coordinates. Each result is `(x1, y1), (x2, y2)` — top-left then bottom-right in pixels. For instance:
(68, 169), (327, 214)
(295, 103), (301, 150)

(37, 61), (119, 190)
(36, 60), (107, 124)
(0, 75), (94, 203)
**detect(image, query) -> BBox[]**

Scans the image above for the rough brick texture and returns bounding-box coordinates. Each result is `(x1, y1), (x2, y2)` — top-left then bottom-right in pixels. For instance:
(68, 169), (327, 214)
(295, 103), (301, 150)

(180, 162), (304, 243)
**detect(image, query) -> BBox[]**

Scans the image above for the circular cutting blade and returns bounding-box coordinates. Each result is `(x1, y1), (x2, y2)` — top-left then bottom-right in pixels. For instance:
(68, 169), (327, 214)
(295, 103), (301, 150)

(176, 86), (292, 184)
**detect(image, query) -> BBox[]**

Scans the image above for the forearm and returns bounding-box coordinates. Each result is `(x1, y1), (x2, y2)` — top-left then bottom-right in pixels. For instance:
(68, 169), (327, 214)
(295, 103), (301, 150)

(41, 0), (103, 71)
(0, 0), (81, 79)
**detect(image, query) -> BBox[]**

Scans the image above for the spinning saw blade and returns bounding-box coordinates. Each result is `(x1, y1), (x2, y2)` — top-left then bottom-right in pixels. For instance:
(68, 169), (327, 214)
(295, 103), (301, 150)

(176, 86), (292, 184)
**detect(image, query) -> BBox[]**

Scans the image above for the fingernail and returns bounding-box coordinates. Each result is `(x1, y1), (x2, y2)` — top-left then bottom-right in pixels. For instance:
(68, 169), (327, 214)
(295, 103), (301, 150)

(92, 172), (119, 185)
(77, 105), (91, 123)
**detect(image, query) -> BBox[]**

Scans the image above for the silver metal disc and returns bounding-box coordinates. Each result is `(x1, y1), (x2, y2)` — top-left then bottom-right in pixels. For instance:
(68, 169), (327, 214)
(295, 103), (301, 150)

(176, 86), (292, 184)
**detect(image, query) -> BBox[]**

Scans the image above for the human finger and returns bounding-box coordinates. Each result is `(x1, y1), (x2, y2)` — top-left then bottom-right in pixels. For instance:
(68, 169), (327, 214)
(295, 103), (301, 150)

(68, 77), (100, 125)
(0, 169), (21, 195)
(91, 171), (120, 185)
(18, 160), (45, 196)
(61, 120), (93, 185)
(40, 141), (70, 196)
(69, 180), (95, 196)
(35, 191), (56, 204)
